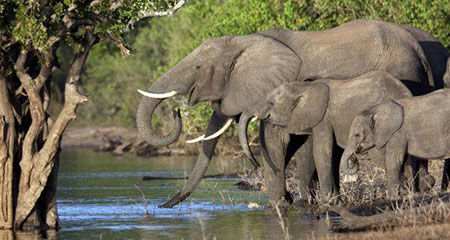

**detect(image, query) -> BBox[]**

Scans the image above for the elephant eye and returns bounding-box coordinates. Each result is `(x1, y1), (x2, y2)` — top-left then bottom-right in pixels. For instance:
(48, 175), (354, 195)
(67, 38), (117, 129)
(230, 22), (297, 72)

(354, 133), (361, 138)
(194, 65), (201, 70)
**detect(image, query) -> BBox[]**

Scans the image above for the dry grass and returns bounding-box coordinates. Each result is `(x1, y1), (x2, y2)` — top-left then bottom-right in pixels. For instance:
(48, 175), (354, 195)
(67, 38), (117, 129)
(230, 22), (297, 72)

(317, 222), (450, 240)
(239, 154), (450, 235)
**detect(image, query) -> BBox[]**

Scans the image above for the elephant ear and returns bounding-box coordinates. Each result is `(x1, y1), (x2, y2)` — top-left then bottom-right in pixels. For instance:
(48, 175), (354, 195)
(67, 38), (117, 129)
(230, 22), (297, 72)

(220, 35), (302, 116)
(371, 100), (404, 149)
(286, 82), (330, 134)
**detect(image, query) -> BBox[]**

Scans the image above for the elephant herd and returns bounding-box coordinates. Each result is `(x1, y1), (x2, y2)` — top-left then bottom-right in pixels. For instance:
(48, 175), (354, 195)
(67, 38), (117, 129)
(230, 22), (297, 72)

(136, 19), (450, 209)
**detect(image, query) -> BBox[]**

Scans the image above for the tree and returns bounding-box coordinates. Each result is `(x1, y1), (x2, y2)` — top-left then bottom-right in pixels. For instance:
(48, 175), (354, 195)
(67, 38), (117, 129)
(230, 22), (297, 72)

(0, 0), (188, 231)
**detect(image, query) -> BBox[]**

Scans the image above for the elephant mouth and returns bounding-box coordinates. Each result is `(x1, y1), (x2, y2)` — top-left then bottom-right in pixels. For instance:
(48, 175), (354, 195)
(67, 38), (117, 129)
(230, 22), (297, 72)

(268, 119), (287, 128)
(347, 153), (358, 169)
(188, 86), (198, 105)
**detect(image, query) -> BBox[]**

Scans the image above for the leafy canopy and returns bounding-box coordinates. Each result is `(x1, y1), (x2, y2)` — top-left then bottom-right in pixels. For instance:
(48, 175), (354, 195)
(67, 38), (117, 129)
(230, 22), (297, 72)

(1, 0), (180, 53)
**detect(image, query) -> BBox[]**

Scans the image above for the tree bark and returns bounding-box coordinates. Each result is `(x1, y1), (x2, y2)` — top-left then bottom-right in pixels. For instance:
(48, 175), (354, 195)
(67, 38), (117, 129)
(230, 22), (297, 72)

(0, 73), (16, 230)
(13, 30), (96, 230)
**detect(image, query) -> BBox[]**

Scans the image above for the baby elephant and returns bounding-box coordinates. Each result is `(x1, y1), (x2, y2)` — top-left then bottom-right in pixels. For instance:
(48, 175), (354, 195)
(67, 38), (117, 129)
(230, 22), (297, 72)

(239, 71), (413, 201)
(341, 89), (450, 198)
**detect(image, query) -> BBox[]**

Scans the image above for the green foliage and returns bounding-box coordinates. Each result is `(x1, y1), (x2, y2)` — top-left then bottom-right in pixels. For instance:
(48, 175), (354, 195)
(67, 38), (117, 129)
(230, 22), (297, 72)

(74, 0), (449, 136)
(1, 0), (178, 52)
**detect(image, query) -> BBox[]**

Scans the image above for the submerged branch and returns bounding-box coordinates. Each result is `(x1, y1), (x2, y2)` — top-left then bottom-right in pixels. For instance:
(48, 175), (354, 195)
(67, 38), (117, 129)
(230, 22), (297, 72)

(332, 201), (450, 232)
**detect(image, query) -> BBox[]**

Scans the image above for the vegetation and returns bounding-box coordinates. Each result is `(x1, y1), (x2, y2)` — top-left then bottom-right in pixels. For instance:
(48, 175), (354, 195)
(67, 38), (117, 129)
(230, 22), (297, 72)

(69, 0), (449, 139)
(0, 0), (188, 231)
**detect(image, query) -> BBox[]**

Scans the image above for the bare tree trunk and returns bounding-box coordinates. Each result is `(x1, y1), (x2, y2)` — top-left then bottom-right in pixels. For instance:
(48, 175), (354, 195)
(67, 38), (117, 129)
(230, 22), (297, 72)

(0, 73), (16, 230)
(0, 28), (98, 231)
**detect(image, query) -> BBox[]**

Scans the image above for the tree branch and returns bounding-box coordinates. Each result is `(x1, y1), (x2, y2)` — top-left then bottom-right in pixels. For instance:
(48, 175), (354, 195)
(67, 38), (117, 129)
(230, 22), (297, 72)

(98, 32), (131, 55)
(139, 0), (189, 19)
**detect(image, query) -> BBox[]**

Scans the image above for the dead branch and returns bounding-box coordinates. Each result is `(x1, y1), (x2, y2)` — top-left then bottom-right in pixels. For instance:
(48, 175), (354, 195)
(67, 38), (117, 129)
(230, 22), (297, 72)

(98, 32), (131, 56)
(125, 0), (189, 29)
(139, 0), (189, 19)
(332, 201), (450, 232)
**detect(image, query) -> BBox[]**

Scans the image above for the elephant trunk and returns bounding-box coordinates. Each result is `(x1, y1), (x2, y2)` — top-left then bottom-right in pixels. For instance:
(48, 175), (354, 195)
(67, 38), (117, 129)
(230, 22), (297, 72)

(238, 112), (260, 169)
(159, 150), (211, 208)
(160, 112), (226, 208)
(136, 63), (194, 147)
(136, 97), (182, 147)
(340, 146), (359, 175)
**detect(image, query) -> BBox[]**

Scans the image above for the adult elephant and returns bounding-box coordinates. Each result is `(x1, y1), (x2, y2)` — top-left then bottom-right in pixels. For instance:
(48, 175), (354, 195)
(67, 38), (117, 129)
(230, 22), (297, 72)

(400, 25), (450, 89)
(136, 19), (444, 208)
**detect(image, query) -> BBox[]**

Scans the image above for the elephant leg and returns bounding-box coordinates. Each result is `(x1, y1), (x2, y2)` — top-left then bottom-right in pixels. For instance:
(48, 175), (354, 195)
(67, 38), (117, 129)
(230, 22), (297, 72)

(385, 141), (407, 199)
(331, 144), (344, 195)
(294, 135), (317, 202)
(442, 159), (450, 191)
(413, 157), (435, 192)
(260, 121), (291, 208)
(402, 155), (415, 190)
(160, 111), (228, 208)
(312, 125), (336, 203)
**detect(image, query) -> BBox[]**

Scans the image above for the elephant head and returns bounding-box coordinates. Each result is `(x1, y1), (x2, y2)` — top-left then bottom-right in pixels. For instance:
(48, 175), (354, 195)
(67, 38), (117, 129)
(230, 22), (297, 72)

(238, 81), (329, 171)
(137, 34), (302, 207)
(137, 34), (301, 147)
(340, 100), (404, 175)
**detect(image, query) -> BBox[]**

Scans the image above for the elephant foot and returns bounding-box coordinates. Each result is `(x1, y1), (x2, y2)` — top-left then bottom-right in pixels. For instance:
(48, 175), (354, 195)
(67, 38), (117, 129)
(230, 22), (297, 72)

(295, 199), (319, 219)
(266, 197), (292, 215)
(418, 174), (435, 192)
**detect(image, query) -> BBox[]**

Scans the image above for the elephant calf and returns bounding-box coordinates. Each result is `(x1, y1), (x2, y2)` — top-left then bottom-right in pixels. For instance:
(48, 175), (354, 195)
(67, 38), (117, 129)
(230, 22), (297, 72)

(341, 89), (450, 198)
(239, 71), (413, 201)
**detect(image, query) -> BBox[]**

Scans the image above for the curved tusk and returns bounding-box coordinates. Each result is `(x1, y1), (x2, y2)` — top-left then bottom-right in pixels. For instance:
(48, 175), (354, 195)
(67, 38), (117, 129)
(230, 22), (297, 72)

(203, 118), (233, 141)
(137, 89), (178, 98)
(250, 116), (258, 123)
(186, 135), (205, 143)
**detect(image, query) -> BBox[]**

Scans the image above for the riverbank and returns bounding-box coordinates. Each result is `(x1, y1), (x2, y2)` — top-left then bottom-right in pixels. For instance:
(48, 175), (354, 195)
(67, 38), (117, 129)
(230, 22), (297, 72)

(62, 127), (198, 156)
(61, 126), (252, 157)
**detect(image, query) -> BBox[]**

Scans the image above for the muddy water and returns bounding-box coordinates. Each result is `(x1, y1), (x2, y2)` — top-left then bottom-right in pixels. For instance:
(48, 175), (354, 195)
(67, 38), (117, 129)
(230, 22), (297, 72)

(2, 150), (339, 239)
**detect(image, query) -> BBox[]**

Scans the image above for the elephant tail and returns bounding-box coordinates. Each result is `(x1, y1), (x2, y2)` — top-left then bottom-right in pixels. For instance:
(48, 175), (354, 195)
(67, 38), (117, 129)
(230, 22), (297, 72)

(444, 57), (450, 88)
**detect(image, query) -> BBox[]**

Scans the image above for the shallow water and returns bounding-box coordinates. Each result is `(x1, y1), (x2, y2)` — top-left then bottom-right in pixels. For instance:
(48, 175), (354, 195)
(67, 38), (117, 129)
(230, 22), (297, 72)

(3, 149), (339, 239)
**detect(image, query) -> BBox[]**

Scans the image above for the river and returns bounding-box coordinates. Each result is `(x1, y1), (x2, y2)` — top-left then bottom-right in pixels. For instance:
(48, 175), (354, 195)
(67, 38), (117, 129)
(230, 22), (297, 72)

(2, 149), (339, 239)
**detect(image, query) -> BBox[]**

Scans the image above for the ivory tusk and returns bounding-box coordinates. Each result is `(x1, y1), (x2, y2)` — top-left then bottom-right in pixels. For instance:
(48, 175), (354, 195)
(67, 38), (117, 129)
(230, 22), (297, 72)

(186, 135), (205, 143)
(250, 116), (258, 123)
(137, 89), (178, 98)
(203, 118), (234, 141)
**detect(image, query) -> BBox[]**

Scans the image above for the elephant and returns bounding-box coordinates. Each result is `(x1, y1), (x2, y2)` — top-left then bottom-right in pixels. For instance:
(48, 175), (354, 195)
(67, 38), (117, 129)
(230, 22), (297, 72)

(238, 71), (414, 201)
(400, 25), (450, 89)
(341, 89), (450, 198)
(136, 19), (447, 208)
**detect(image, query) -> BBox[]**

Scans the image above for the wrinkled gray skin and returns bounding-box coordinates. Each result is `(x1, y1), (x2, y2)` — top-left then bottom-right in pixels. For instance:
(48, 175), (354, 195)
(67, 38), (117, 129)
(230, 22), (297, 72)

(136, 19), (447, 208)
(342, 89), (450, 198)
(239, 71), (414, 201)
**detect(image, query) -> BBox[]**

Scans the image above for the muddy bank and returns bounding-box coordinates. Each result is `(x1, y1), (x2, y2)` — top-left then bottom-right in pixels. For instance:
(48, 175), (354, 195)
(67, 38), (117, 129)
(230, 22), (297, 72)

(61, 126), (256, 158)
(61, 127), (190, 156)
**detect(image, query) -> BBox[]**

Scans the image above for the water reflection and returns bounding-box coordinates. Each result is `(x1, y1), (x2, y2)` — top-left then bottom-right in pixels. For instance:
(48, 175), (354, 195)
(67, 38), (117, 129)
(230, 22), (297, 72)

(0, 230), (57, 240)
